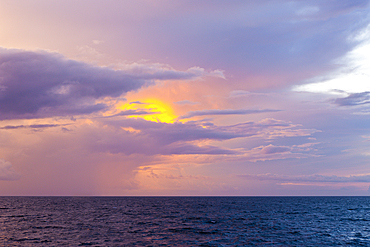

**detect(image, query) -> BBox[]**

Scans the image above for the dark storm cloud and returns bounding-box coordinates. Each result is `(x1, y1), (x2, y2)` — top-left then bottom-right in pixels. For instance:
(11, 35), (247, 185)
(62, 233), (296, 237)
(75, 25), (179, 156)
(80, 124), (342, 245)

(0, 48), (205, 120)
(334, 92), (370, 106)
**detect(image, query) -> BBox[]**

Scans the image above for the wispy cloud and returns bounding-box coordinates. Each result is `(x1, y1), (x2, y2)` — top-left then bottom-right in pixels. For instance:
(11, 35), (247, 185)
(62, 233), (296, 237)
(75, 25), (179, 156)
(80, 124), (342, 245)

(115, 63), (225, 80)
(237, 173), (370, 183)
(180, 109), (280, 119)
(0, 124), (65, 130)
(129, 101), (148, 105)
(229, 90), (269, 98)
(107, 110), (160, 118)
(88, 117), (317, 156)
(260, 144), (290, 154)
(334, 92), (370, 106)
(174, 100), (199, 105)
(213, 118), (318, 139)
(230, 143), (320, 162)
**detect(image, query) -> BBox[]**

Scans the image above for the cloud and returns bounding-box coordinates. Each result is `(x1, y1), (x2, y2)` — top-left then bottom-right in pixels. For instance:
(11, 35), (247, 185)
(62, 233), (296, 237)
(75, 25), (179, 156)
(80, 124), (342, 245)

(145, 171), (210, 181)
(115, 63), (225, 80)
(108, 118), (311, 145)
(92, 118), (242, 155)
(0, 48), (213, 120)
(229, 90), (269, 98)
(353, 109), (370, 115)
(334, 92), (370, 106)
(0, 159), (20, 181)
(174, 100), (199, 105)
(161, 143), (238, 155)
(362, 135), (370, 141)
(237, 173), (370, 183)
(233, 143), (320, 162)
(294, 24), (370, 95)
(0, 124), (65, 130)
(213, 118), (317, 139)
(137, 0), (369, 89)
(260, 144), (290, 154)
(107, 110), (160, 118)
(0, 48), (143, 119)
(180, 109), (280, 119)
(129, 101), (147, 105)
(87, 117), (317, 156)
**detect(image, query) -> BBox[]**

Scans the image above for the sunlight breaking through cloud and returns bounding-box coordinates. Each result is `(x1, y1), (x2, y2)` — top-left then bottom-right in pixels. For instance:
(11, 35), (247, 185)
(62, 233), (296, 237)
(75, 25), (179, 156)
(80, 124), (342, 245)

(294, 25), (370, 95)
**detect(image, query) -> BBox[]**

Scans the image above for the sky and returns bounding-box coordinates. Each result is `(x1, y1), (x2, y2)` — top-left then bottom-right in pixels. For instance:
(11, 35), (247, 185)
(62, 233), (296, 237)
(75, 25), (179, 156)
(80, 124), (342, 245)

(0, 0), (370, 196)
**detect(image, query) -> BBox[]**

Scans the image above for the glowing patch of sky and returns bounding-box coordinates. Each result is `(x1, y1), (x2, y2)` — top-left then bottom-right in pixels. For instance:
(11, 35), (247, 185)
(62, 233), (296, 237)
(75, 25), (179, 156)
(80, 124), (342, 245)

(294, 25), (370, 95)
(117, 99), (177, 123)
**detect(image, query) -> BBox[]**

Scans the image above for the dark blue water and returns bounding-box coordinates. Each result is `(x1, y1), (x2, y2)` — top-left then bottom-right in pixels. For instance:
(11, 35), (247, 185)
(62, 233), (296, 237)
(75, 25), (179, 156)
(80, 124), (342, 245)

(1, 197), (370, 246)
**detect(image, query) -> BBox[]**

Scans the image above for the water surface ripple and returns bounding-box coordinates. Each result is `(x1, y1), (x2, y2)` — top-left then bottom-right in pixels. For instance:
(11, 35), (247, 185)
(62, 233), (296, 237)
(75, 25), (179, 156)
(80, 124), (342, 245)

(1, 197), (370, 246)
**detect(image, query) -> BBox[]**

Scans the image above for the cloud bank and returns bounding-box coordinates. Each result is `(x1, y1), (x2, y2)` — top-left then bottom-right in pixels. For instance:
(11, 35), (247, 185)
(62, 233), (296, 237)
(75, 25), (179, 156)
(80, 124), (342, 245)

(0, 48), (213, 120)
(87, 117), (317, 156)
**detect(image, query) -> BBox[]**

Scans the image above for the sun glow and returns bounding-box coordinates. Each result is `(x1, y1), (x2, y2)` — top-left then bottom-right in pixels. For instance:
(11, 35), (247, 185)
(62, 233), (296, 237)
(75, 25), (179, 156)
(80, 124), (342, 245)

(118, 99), (177, 123)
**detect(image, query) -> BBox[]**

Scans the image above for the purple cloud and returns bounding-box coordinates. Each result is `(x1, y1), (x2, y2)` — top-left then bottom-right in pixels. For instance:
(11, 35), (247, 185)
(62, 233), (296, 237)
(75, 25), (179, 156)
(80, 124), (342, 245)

(0, 124), (64, 130)
(334, 92), (370, 106)
(0, 48), (142, 119)
(212, 118), (316, 139)
(107, 110), (160, 118)
(124, 0), (369, 89)
(237, 173), (370, 183)
(162, 143), (237, 155)
(260, 144), (290, 154)
(180, 109), (280, 119)
(87, 117), (316, 156)
(0, 48), (211, 120)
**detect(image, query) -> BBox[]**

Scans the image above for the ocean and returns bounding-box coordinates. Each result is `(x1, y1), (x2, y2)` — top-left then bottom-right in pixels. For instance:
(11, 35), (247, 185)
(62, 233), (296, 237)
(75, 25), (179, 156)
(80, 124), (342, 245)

(1, 196), (370, 246)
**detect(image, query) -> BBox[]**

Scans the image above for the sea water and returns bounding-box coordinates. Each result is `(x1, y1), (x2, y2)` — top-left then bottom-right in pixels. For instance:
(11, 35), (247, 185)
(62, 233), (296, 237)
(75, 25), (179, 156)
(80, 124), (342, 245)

(1, 196), (370, 246)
